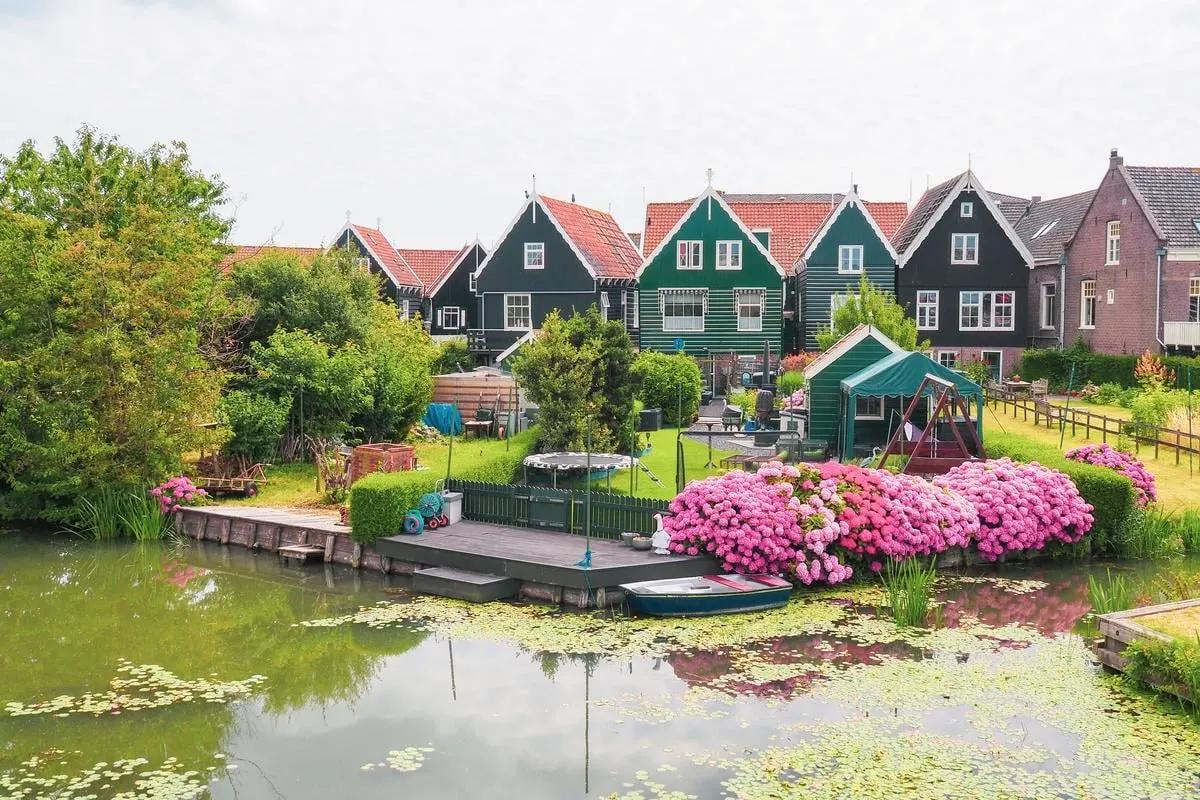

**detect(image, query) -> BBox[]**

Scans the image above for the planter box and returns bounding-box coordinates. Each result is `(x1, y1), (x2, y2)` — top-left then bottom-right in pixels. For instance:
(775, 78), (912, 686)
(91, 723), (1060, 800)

(350, 443), (415, 483)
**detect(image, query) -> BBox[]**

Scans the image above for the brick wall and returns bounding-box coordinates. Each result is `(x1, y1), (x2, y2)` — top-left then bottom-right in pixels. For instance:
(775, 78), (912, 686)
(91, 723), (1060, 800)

(1027, 263), (1061, 347)
(1063, 163), (1163, 354)
(1163, 257), (1200, 330)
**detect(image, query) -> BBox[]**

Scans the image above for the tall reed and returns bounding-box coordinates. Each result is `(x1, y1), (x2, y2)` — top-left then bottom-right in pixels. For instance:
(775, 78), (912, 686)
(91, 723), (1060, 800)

(1177, 509), (1200, 554)
(119, 492), (169, 541)
(880, 558), (938, 627)
(1087, 568), (1133, 615)
(73, 488), (126, 540)
(1120, 508), (1184, 560)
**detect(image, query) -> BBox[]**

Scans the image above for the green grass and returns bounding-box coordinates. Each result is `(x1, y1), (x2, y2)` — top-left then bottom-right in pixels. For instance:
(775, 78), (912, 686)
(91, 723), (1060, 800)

(1088, 568), (1134, 615)
(879, 558), (938, 627)
(1057, 398), (1132, 419)
(575, 427), (736, 501)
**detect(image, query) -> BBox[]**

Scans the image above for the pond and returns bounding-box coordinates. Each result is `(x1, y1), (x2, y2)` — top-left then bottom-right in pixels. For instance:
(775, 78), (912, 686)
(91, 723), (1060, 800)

(1, 530), (1199, 799)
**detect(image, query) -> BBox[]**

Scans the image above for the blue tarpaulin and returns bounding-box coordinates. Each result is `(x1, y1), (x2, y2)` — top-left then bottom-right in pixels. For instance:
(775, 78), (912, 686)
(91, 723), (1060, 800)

(422, 403), (463, 435)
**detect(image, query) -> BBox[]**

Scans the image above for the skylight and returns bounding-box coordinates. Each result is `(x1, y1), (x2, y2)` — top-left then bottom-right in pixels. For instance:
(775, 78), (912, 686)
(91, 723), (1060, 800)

(1194, 218), (1200, 235)
(1032, 219), (1060, 238)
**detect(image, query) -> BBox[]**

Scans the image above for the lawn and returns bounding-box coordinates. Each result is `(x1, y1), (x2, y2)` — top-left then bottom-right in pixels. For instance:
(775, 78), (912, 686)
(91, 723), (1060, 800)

(571, 427), (734, 501)
(1049, 397), (1131, 419)
(1139, 606), (1200, 642)
(984, 402), (1200, 510)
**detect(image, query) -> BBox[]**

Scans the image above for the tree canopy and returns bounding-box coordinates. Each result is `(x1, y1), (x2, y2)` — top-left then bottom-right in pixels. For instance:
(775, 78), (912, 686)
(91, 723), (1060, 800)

(816, 278), (931, 352)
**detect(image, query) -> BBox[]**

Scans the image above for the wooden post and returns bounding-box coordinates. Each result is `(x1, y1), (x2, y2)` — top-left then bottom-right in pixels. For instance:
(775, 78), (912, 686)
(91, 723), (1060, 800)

(324, 533), (335, 563)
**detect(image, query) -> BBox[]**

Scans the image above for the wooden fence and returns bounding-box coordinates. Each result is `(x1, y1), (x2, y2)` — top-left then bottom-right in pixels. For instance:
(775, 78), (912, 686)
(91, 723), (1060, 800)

(446, 479), (669, 540)
(986, 387), (1200, 463)
(431, 372), (518, 415)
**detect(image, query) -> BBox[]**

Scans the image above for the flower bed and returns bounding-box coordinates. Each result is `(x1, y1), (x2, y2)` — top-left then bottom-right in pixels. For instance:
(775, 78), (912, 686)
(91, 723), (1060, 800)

(1064, 443), (1157, 507)
(151, 476), (207, 515)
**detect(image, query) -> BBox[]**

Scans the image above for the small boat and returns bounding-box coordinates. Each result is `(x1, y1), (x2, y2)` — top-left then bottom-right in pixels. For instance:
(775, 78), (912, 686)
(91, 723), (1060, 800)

(619, 573), (792, 617)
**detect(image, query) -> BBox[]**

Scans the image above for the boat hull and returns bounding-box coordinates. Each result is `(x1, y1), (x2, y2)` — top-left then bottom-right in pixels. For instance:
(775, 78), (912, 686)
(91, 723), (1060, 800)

(622, 585), (791, 617)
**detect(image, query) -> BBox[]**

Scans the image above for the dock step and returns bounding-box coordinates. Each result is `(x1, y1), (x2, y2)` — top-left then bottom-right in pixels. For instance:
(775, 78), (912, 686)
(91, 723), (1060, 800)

(278, 544), (325, 563)
(412, 567), (517, 603)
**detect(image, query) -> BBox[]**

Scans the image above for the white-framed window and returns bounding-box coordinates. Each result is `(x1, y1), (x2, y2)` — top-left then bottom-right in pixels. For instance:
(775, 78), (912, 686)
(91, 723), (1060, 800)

(524, 242), (545, 270)
(830, 292), (855, 317)
(855, 396), (884, 420)
(468, 272), (477, 292)
(599, 292), (611, 318)
(676, 240), (702, 270)
(660, 289), (706, 331)
(735, 289), (764, 332)
(353, 256), (370, 270)
(1040, 283), (1057, 330)
(960, 201), (974, 218)
(441, 306), (462, 330)
(959, 290), (1014, 330)
(916, 290), (939, 330)
(937, 351), (959, 369)
(1190, 276), (1200, 323)
(838, 244), (864, 274)
(981, 350), (1003, 382)
(398, 298), (410, 319)
(1105, 221), (1120, 265)
(1106, 288), (1115, 305)
(951, 233), (979, 264)
(504, 293), (532, 330)
(716, 240), (742, 270)
(1080, 280), (1096, 329)
(632, 290), (641, 328)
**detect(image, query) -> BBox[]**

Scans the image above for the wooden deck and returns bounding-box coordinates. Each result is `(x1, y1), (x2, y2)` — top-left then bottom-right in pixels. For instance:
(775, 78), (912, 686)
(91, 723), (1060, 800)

(375, 520), (716, 590)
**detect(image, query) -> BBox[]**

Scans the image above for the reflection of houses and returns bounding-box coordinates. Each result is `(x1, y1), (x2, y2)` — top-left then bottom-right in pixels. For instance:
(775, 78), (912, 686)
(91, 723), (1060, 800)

(804, 325), (983, 461)
(470, 192), (640, 363)
(892, 171), (1035, 381)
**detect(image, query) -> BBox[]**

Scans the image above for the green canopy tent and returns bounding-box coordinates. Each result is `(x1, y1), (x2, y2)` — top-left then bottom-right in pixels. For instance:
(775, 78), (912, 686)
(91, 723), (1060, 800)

(838, 350), (984, 460)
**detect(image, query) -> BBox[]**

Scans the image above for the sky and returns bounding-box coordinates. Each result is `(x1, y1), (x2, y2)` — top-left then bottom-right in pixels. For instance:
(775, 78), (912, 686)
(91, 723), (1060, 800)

(2, 0), (1198, 250)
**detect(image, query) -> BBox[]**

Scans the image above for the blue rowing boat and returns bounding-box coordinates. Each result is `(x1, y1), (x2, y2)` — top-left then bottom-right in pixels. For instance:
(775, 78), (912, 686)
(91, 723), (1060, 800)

(620, 573), (793, 617)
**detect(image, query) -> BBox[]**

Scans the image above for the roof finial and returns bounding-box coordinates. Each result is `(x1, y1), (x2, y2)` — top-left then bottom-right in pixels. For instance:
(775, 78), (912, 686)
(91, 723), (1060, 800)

(705, 167), (714, 220)
(376, 216), (381, 231)
(345, 209), (351, 224)
(705, 167), (713, 189)
(531, 174), (537, 223)
(967, 152), (972, 173)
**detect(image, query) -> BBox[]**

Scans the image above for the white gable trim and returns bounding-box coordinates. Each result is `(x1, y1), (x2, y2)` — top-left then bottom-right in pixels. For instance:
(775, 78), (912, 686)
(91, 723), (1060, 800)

(897, 171), (1036, 270)
(472, 196), (599, 286)
(800, 189), (901, 265)
(636, 186), (785, 280)
(332, 223), (424, 291)
(429, 240), (487, 298)
(803, 324), (904, 381)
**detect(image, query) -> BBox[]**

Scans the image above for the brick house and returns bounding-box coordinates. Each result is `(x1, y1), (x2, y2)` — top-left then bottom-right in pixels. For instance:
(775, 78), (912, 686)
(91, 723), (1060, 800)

(1062, 150), (1200, 355)
(1013, 190), (1096, 349)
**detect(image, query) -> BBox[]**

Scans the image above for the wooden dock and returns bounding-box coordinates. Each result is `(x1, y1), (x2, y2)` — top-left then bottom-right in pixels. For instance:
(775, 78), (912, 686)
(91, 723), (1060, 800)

(176, 505), (716, 607)
(1095, 599), (1200, 702)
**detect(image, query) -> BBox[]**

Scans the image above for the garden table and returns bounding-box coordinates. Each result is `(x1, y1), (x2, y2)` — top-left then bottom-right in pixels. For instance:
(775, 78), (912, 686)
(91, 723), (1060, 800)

(694, 416), (723, 467)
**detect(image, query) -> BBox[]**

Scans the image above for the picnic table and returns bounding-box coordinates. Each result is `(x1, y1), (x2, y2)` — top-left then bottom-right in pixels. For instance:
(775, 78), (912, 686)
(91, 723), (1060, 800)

(1004, 380), (1032, 395)
(693, 416), (724, 467)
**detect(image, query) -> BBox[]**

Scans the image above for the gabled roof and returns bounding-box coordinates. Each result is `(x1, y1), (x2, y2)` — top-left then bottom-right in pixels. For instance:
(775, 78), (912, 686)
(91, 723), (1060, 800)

(399, 246), (467, 288)
(474, 194), (640, 284)
(803, 324), (905, 381)
(628, 232), (642, 252)
(641, 192), (907, 275)
(800, 188), (901, 264)
(340, 223), (424, 290)
(1013, 190), (1096, 266)
(219, 244), (321, 271)
(1123, 165), (1200, 247)
(841, 350), (983, 399)
(637, 187), (785, 279)
(428, 241), (487, 298)
(891, 170), (1036, 269)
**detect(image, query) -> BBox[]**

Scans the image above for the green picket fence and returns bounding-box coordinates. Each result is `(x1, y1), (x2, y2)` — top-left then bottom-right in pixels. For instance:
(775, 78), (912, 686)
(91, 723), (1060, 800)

(446, 479), (669, 540)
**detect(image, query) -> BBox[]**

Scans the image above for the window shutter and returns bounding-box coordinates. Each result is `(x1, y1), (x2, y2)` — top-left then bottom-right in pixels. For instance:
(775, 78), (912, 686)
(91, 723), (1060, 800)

(437, 308), (443, 327)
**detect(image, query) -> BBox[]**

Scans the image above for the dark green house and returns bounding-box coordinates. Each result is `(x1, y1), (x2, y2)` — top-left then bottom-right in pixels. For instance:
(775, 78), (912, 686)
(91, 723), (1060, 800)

(795, 188), (905, 351)
(636, 185), (785, 358)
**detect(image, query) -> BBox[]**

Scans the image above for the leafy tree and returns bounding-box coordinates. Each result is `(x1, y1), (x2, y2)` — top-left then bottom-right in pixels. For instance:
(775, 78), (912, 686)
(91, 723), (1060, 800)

(354, 309), (438, 442)
(434, 338), (474, 374)
(816, 277), (930, 352)
(0, 128), (231, 520)
(217, 390), (291, 464)
(632, 351), (703, 426)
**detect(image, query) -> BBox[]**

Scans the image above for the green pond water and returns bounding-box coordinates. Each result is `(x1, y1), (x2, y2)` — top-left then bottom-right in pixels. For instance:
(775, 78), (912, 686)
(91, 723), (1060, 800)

(2, 530), (1199, 800)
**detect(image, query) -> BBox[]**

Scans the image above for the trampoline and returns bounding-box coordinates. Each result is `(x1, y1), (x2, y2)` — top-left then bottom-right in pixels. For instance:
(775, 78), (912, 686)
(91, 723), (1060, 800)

(522, 452), (638, 489)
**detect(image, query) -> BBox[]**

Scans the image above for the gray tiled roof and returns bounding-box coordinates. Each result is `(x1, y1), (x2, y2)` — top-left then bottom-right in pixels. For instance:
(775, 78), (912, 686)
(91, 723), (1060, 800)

(891, 173), (961, 254)
(990, 190), (1032, 225)
(1013, 190), (1096, 266)
(1125, 166), (1200, 247)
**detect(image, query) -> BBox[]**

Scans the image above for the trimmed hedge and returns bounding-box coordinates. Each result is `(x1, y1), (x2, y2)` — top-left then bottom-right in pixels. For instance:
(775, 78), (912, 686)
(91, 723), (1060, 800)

(1019, 347), (1200, 390)
(348, 429), (538, 544)
(985, 432), (1139, 554)
(632, 351), (702, 427)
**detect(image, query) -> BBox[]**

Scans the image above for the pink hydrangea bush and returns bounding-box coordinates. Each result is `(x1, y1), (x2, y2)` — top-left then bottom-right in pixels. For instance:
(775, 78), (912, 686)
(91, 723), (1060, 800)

(783, 389), (806, 411)
(151, 475), (208, 515)
(664, 469), (852, 584)
(935, 459), (1094, 561)
(1065, 443), (1157, 506)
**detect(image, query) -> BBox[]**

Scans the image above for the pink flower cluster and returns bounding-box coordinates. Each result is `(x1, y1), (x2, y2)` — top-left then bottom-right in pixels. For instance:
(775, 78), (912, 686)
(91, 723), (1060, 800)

(783, 389), (806, 411)
(935, 459), (1094, 561)
(1065, 443), (1157, 506)
(664, 469), (852, 584)
(151, 475), (208, 515)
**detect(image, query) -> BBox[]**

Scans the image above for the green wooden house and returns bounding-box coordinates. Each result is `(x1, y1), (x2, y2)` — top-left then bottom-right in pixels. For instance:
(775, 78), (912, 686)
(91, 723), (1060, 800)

(636, 185), (785, 358)
(795, 188), (904, 352)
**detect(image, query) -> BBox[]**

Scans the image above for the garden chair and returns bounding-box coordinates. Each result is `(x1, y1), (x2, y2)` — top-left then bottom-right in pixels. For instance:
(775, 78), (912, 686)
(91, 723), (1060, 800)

(1031, 379), (1049, 400)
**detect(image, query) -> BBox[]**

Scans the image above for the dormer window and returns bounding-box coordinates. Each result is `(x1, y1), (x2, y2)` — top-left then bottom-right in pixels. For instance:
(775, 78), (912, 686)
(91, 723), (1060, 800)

(837, 245), (864, 274)
(960, 201), (974, 218)
(1106, 221), (1120, 265)
(951, 233), (979, 265)
(676, 240), (702, 270)
(524, 242), (545, 270)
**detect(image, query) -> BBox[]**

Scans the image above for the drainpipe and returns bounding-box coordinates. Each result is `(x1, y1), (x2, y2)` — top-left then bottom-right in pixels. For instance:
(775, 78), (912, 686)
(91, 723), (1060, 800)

(1156, 245), (1167, 351)
(1058, 254), (1067, 349)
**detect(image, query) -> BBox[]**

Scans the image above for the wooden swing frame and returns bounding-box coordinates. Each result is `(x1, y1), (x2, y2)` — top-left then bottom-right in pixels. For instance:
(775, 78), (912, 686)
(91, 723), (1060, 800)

(877, 375), (985, 475)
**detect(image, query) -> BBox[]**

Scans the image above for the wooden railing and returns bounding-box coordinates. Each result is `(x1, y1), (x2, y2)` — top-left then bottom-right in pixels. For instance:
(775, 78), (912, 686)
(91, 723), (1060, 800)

(985, 387), (1200, 463)
(446, 479), (669, 540)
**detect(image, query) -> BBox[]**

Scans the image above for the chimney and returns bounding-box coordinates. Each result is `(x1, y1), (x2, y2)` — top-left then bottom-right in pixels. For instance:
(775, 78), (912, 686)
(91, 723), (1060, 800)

(1031, 195), (1042, 204)
(1109, 148), (1123, 169)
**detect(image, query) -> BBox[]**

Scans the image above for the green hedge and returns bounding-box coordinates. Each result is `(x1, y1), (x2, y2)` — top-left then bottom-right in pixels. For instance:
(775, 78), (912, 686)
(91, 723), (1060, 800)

(348, 429), (538, 544)
(1019, 347), (1200, 390)
(985, 432), (1139, 554)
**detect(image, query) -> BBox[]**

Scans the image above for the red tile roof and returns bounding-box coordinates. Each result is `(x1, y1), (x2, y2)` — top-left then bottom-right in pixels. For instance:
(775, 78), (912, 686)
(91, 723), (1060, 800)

(540, 195), (641, 280)
(219, 244), (321, 272)
(642, 194), (908, 273)
(350, 224), (423, 289)
(398, 246), (468, 289)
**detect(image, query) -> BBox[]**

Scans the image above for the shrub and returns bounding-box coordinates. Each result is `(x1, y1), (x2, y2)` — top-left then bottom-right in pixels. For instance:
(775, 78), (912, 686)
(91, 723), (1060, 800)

(219, 390), (290, 464)
(632, 351), (702, 427)
(935, 458), (1094, 561)
(434, 338), (474, 374)
(727, 387), (758, 418)
(1018, 345), (1200, 390)
(151, 476), (208, 515)
(777, 370), (805, 397)
(1124, 637), (1200, 718)
(984, 432), (1138, 554)
(780, 354), (811, 373)
(1092, 382), (1126, 405)
(1065, 443), (1156, 506)
(782, 389), (806, 411)
(1129, 388), (1183, 429)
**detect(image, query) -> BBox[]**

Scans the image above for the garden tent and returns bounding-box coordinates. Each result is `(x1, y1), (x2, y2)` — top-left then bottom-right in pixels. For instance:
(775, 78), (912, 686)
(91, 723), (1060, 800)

(839, 351), (983, 459)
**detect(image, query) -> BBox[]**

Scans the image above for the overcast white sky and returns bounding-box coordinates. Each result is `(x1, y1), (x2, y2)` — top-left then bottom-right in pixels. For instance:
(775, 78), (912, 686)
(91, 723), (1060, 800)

(2, 0), (1198, 249)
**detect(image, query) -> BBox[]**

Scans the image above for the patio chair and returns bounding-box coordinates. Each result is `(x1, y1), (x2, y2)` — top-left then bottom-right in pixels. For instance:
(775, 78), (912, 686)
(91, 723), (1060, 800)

(1031, 379), (1049, 400)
